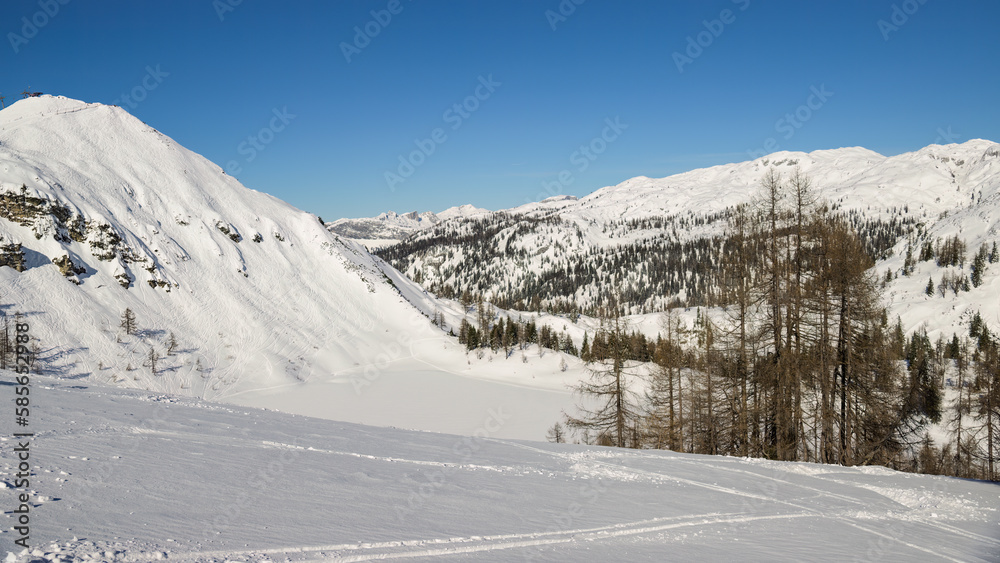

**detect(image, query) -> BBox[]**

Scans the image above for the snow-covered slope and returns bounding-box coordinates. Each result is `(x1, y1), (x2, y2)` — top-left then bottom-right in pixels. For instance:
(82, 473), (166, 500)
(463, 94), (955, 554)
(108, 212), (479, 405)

(544, 141), (999, 223)
(3, 373), (999, 562)
(0, 95), (451, 399)
(0, 95), (595, 443)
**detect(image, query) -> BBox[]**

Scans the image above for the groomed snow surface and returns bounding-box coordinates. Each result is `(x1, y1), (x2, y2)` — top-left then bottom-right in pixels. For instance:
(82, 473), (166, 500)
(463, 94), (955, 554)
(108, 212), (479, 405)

(2, 374), (999, 562)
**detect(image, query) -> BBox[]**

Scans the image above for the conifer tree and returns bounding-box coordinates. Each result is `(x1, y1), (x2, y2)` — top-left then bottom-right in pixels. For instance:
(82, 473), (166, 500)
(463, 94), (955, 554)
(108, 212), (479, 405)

(971, 243), (988, 287)
(121, 308), (137, 336)
(166, 332), (178, 356)
(145, 347), (160, 376)
(646, 310), (685, 450)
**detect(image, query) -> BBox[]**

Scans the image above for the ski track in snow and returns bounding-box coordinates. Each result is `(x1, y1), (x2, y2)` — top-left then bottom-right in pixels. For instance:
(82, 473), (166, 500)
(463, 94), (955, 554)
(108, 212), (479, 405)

(4, 377), (1000, 563)
(478, 439), (1000, 562)
(53, 432), (998, 562)
(151, 512), (815, 562)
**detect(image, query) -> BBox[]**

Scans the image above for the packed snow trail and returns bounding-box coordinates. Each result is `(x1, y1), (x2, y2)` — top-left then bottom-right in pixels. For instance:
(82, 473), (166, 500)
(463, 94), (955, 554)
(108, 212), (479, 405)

(2, 375), (999, 562)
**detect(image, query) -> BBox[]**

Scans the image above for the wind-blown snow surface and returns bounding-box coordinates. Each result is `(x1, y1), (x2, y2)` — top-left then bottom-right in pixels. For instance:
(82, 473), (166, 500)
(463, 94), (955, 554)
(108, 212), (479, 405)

(2, 374), (999, 562)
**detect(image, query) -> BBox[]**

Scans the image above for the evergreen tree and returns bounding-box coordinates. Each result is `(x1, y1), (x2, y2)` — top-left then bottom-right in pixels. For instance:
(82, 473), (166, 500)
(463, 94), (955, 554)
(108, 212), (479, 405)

(969, 334), (999, 480)
(920, 240), (935, 262)
(0, 316), (9, 370)
(560, 332), (577, 356)
(971, 243), (989, 288)
(646, 311), (685, 451)
(120, 308), (137, 336)
(902, 241), (914, 276)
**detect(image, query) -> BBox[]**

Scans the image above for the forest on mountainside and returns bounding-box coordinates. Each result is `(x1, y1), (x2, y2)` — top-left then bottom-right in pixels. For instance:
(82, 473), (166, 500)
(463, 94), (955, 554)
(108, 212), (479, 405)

(412, 168), (1000, 480)
(377, 204), (915, 316)
(559, 169), (1000, 480)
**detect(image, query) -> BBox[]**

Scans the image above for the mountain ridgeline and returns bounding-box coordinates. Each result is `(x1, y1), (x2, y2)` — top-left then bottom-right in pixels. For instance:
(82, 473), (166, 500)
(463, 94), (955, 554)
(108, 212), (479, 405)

(372, 141), (1000, 319)
(376, 206), (913, 315)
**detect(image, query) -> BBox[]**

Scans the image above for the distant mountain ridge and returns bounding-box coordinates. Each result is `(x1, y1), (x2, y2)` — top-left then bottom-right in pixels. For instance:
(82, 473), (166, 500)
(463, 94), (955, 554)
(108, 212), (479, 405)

(327, 204), (489, 246)
(372, 140), (1000, 332)
(337, 140), (1000, 242)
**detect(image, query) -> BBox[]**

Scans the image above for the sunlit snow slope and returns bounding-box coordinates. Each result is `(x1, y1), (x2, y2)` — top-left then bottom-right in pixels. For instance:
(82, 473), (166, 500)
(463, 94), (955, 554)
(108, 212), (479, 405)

(2, 375), (999, 562)
(0, 95), (448, 399)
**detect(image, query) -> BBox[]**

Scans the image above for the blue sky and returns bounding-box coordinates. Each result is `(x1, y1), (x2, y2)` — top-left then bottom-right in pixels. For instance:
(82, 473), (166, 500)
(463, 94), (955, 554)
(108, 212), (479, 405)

(4, 0), (999, 220)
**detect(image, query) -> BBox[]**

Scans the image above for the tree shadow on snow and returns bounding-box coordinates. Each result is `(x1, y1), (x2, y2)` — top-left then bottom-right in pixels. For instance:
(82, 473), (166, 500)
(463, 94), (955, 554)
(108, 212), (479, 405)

(37, 345), (91, 379)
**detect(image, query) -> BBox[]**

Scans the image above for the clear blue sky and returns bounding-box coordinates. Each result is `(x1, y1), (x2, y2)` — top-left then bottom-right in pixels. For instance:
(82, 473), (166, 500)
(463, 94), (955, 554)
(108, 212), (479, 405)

(4, 0), (999, 220)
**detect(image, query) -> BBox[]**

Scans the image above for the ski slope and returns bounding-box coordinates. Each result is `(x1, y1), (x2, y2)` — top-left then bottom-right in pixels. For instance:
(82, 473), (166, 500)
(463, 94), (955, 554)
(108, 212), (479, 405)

(2, 374), (998, 562)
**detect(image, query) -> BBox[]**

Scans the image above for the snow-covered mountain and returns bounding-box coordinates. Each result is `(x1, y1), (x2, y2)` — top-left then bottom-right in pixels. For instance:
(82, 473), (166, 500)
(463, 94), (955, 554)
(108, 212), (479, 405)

(0, 95), (452, 399)
(376, 141), (1000, 329)
(328, 204), (489, 248)
(0, 95), (597, 443)
(525, 142), (999, 223)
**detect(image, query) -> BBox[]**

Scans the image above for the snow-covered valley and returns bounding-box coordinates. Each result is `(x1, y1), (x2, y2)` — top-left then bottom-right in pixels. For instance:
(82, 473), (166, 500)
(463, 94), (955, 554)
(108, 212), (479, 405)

(1, 95), (1000, 561)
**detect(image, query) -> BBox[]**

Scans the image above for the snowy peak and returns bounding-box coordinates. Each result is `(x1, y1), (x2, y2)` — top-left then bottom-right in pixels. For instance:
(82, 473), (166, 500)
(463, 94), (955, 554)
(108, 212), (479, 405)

(0, 95), (443, 397)
(437, 203), (490, 220)
(564, 140), (1000, 223)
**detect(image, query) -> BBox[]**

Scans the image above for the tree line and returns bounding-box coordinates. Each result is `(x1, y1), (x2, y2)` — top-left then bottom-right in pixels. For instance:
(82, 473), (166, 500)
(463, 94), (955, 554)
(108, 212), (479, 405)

(563, 169), (1000, 480)
(450, 292), (659, 363)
